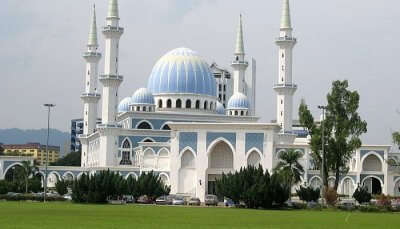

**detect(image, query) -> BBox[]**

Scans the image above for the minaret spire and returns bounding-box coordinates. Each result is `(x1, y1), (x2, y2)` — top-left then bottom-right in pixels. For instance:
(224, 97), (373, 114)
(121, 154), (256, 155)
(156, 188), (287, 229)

(235, 14), (245, 55)
(280, 0), (292, 29)
(88, 4), (98, 47)
(274, 0), (297, 135)
(107, 0), (119, 19)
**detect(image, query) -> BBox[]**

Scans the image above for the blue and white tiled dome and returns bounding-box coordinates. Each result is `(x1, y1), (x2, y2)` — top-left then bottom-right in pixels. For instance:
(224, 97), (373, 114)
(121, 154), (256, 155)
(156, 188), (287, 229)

(227, 93), (249, 109)
(118, 97), (132, 112)
(131, 88), (155, 105)
(216, 101), (225, 115)
(147, 48), (217, 97)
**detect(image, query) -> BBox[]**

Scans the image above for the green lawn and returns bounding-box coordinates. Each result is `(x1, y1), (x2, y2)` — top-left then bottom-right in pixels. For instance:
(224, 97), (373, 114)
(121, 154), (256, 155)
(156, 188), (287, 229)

(0, 202), (399, 229)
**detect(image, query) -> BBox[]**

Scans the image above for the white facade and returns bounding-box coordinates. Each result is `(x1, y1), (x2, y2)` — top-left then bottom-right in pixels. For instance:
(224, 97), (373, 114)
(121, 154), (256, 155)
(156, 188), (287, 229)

(1, 0), (392, 201)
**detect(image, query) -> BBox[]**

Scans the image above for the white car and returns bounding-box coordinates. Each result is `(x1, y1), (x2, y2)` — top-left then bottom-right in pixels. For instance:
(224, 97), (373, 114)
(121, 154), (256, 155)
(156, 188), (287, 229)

(172, 196), (186, 205)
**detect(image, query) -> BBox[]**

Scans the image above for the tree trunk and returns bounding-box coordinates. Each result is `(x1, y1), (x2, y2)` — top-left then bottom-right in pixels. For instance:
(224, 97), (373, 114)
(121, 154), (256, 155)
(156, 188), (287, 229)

(25, 177), (28, 193)
(334, 159), (340, 191)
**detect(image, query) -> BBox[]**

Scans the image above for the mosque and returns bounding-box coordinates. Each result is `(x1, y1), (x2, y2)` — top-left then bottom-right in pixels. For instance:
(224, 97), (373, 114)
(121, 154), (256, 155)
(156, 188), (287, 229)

(1, 0), (400, 200)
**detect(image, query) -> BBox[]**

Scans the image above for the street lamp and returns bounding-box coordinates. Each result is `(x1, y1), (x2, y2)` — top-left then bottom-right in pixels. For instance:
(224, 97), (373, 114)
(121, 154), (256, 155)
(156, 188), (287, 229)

(43, 103), (55, 203)
(317, 105), (327, 205)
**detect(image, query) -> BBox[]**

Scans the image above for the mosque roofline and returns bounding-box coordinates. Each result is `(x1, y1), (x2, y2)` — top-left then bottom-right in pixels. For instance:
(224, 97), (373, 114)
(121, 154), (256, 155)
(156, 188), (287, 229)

(167, 122), (280, 131)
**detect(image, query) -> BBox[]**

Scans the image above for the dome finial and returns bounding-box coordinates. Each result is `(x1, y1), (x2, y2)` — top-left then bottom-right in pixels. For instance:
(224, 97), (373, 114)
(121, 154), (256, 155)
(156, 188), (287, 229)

(235, 14), (245, 55)
(280, 0), (292, 29)
(87, 3), (98, 47)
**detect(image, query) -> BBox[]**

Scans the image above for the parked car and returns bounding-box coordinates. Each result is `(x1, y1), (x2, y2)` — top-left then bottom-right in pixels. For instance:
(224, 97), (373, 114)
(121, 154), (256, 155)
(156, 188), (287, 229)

(205, 194), (218, 206)
(63, 194), (72, 201)
(156, 195), (172, 205)
(122, 195), (135, 203)
(172, 196), (186, 205)
(224, 197), (235, 207)
(137, 195), (152, 204)
(188, 197), (201, 206)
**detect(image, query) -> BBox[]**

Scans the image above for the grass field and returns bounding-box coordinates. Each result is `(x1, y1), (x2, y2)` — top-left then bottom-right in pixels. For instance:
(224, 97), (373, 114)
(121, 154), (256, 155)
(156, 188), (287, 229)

(0, 202), (399, 229)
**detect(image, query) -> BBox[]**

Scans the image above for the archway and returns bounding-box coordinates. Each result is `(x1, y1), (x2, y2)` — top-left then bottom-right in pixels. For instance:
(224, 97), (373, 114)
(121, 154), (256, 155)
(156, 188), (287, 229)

(310, 176), (322, 190)
(178, 149), (196, 194)
(342, 177), (354, 196)
(4, 163), (23, 182)
(159, 173), (170, 187)
(362, 154), (382, 172)
(176, 99), (182, 108)
(158, 148), (169, 170)
(247, 150), (261, 167)
(161, 124), (171, 130)
(120, 139), (132, 165)
(63, 172), (74, 182)
(47, 172), (60, 188)
(208, 141), (234, 169)
(186, 100), (191, 109)
(167, 99), (172, 108)
(394, 179), (400, 197)
(143, 149), (156, 169)
(363, 176), (382, 194)
(195, 100), (200, 109)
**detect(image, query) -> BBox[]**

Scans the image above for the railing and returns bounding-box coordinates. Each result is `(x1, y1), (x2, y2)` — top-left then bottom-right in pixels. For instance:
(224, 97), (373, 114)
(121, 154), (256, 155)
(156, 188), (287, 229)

(103, 26), (124, 33)
(273, 83), (297, 88)
(99, 74), (124, 81)
(231, 60), (249, 65)
(276, 36), (297, 42)
(81, 93), (101, 97)
(83, 52), (101, 57)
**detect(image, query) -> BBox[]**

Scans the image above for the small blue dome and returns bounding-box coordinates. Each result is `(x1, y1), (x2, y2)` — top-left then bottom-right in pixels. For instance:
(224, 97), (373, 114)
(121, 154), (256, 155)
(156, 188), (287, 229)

(216, 101), (225, 115)
(118, 97), (131, 112)
(131, 88), (155, 105)
(227, 93), (249, 109)
(147, 48), (217, 97)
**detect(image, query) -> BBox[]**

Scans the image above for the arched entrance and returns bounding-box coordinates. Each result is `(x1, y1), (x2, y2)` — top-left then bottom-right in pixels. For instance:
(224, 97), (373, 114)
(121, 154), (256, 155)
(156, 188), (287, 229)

(178, 150), (196, 195)
(4, 164), (23, 182)
(310, 176), (322, 190)
(207, 140), (234, 195)
(247, 150), (261, 167)
(363, 176), (382, 194)
(159, 173), (170, 187)
(394, 179), (400, 197)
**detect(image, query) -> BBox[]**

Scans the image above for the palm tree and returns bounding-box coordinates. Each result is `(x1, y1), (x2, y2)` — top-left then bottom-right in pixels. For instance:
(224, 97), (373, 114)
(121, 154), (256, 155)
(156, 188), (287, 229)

(20, 161), (38, 193)
(274, 149), (305, 200)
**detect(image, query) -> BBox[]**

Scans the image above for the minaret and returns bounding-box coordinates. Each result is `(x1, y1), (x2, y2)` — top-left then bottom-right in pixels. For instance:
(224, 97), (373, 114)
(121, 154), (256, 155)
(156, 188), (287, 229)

(231, 14), (248, 94)
(274, 0), (297, 133)
(81, 4), (101, 135)
(100, 0), (124, 125)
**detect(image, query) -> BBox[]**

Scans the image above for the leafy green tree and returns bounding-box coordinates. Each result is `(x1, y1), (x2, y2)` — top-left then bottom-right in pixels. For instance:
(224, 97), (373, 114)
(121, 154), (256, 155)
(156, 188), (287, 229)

(393, 132), (400, 146)
(296, 186), (320, 202)
(28, 177), (42, 193)
(353, 186), (372, 204)
(0, 180), (9, 194)
(55, 180), (68, 196)
(273, 149), (304, 200)
(51, 151), (81, 166)
(299, 80), (367, 190)
(19, 161), (39, 193)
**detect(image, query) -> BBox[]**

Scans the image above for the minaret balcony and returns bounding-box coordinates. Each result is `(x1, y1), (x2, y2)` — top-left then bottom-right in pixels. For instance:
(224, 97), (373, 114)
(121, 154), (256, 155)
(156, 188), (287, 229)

(99, 74), (123, 81)
(273, 83), (297, 89)
(231, 60), (249, 67)
(275, 36), (297, 45)
(83, 52), (101, 58)
(102, 26), (124, 35)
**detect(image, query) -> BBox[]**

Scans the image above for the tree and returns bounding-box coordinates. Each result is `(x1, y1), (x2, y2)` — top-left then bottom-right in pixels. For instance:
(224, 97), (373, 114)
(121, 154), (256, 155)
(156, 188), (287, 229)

(20, 161), (39, 193)
(0, 144), (4, 156)
(55, 180), (68, 196)
(299, 80), (367, 191)
(273, 149), (304, 200)
(51, 151), (81, 166)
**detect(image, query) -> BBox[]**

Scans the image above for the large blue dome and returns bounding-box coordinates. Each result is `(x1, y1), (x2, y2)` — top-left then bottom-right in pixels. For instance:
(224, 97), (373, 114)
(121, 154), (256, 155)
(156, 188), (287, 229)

(147, 48), (217, 97)
(118, 97), (131, 112)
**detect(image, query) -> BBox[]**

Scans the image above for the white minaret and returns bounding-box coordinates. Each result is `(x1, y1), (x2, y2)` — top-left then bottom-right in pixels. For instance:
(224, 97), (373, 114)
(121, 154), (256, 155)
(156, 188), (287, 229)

(274, 0), (297, 133)
(100, 0), (124, 125)
(81, 4), (101, 135)
(231, 14), (248, 94)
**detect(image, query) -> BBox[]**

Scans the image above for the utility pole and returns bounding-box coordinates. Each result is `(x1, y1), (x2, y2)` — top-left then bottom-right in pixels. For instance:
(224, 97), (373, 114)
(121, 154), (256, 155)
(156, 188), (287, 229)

(43, 104), (55, 202)
(318, 105), (327, 205)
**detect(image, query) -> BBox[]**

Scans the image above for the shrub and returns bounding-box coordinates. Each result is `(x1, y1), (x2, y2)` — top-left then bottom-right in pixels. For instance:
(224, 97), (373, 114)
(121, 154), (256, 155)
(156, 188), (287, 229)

(0, 180), (9, 194)
(296, 186), (320, 202)
(353, 186), (372, 204)
(28, 178), (42, 193)
(55, 180), (68, 196)
(324, 188), (338, 206)
(0, 193), (66, 202)
(376, 194), (391, 209)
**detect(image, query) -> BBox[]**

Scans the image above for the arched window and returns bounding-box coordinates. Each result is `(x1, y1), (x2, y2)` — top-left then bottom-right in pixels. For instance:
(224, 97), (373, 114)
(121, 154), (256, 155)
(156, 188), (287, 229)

(195, 100), (200, 109)
(143, 106), (147, 112)
(143, 138), (154, 143)
(176, 99), (182, 108)
(162, 124), (171, 130)
(122, 140), (130, 149)
(240, 111), (244, 116)
(210, 102), (213, 110)
(167, 99), (172, 108)
(158, 99), (163, 108)
(186, 100), (191, 109)
(204, 101), (208, 110)
(137, 106), (141, 111)
(137, 121), (152, 129)
(235, 111), (238, 116)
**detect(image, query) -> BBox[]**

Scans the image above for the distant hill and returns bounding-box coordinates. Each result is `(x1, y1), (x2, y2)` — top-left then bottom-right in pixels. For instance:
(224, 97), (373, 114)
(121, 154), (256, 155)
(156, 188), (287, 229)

(0, 128), (70, 156)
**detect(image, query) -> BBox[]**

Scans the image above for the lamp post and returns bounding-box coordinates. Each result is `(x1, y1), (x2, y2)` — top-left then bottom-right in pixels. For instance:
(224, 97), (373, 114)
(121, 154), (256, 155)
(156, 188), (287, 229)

(43, 104), (55, 202)
(317, 105), (327, 205)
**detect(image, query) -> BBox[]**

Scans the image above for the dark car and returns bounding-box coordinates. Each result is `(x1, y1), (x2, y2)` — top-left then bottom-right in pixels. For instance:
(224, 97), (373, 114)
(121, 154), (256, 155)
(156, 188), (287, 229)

(137, 195), (152, 204)
(205, 194), (218, 206)
(156, 195), (172, 205)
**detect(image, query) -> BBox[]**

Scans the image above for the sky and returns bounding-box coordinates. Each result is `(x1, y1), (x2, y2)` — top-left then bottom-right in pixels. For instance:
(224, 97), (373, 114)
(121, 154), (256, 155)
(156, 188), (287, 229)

(0, 0), (399, 146)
